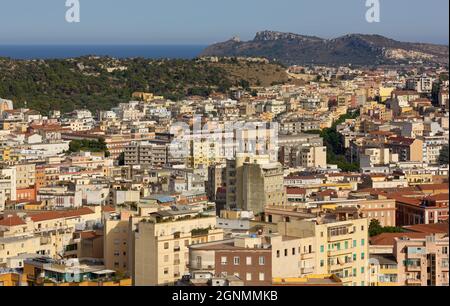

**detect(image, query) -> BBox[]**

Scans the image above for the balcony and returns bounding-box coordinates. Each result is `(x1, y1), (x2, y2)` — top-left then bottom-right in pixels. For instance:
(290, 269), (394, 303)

(406, 278), (421, 285)
(328, 248), (353, 257)
(406, 265), (421, 272)
(300, 267), (314, 274)
(380, 268), (398, 275)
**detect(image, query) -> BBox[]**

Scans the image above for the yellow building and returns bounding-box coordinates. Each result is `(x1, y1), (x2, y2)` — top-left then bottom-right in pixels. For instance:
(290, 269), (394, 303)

(0, 147), (11, 162)
(0, 272), (27, 286)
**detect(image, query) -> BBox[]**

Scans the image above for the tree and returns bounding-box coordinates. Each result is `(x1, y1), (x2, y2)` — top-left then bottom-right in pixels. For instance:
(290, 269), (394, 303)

(369, 219), (405, 237)
(118, 152), (125, 166)
(439, 145), (449, 165)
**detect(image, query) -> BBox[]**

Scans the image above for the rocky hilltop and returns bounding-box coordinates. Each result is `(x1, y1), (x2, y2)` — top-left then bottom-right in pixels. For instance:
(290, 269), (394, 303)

(201, 30), (449, 66)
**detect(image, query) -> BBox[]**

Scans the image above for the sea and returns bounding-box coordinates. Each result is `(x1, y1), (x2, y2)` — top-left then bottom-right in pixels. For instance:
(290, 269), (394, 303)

(0, 45), (207, 60)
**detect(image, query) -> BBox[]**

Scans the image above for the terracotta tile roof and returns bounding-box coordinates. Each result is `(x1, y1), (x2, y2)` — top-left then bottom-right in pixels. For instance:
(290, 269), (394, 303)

(30, 207), (95, 222)
(370, 233), (428, 246)
(101, 206), (116, 212)
(0, 215), (26, 227)
(404, 223), (449, 235)
(286, 187), (306, 195)
(417, 183), (449, 191)
(79, 231), (103, 239)
(389, 195), (422, 206)
(426, 193), (449, 202)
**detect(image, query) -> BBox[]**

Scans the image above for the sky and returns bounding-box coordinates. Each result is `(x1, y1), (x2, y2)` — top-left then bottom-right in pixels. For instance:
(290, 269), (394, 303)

(0, 0), (448, 45)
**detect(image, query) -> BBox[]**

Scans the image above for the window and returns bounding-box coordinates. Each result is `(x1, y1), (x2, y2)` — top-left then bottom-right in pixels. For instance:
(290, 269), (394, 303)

(234, 256), (240, 265)
(320, 260), (324, 267)
(164, 242), (169, 250)
(284, 249), (288, 256)
(276, 250), (280, 258)
(345, 241), (349, 249)
(246, 256), (252, 265)
(361, 267), (365, 274)
(361, 252), (365, 260)
(164, 268), (169, 275)
(259, 273), (265, 281)
(246, 273), (252, 281)
(320, 245), (324, 253)
(292, 248), (296, 255)
(259, 256), (265, 265)
(221, 256), (227, 265)
(361, 239), (365, 246)
(353, 240), (357, 247)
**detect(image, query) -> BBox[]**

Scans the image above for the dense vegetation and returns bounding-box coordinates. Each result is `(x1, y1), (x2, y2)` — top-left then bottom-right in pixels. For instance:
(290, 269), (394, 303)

(320, 111), (360, 172)
(68, 138), (110, 156)
(0, 57), (288, 114)
(439, 145), (449, 165)
(369, 219), (405, 237)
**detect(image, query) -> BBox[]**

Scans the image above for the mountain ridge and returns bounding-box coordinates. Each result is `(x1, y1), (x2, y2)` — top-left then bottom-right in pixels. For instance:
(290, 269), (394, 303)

(201, 30), (449, 66)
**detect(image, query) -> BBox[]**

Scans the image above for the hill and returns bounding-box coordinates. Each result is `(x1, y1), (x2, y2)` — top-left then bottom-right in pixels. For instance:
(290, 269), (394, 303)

(0, 57), (289, 114)
(200, 30), (449, 66)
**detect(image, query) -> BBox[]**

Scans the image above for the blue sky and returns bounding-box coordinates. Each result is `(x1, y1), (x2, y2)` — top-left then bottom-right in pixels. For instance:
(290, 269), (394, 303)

(0, 0), (448, 45)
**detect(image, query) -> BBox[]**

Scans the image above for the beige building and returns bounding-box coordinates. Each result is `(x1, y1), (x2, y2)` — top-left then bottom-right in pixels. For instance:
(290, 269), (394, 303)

(298, 146), (327, 168)
(359, 148), (398, 168)
(133, 211), (223, 286)
(14, 163), (36, 189)
(370, 228), (449, 286)
(275, 207), (370, 286)
(394, 234), (449, 286)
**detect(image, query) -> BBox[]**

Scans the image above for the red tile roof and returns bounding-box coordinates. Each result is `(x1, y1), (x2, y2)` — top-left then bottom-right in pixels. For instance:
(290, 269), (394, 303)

(0, 215), (26, 227)
(404, 223), (449, 235)
(286, 187), (306, 195)
(30, 207), (95, 222)
(370, 233), (428, 246)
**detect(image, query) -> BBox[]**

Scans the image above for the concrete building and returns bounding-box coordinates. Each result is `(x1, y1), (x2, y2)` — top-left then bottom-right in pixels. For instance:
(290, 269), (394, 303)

(226, 154), (284, 214)
(133, 211), (223, 286)
(275, 207), (370, 286)
(124, 141), (167, 167)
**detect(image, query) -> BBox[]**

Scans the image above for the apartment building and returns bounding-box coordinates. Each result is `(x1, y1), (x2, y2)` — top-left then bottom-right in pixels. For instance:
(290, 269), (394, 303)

(0, 207), (102, 266)
(189, 232), (319, 285)
(226, 154), (284, 214)
(276, 207), (370, 286)
(124, 141), (167, 167)
(297, 146), (327, 169)
(189, 236), (273, 286)
(370, 230), (449, 286)
(394, 194), (449, 226)
(206, 163), (226, 203)
(359, 148), (398, 168)
(0, 168), (16, 212)
(386, 137), (424, 162)
(277, 134), (324, 167)
(14, 163), (35, 190)
(133, 211), (223, 286)
(395, 234), (449, 286)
